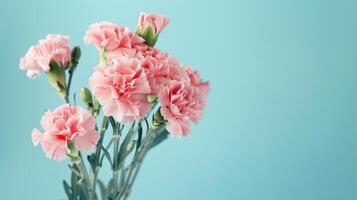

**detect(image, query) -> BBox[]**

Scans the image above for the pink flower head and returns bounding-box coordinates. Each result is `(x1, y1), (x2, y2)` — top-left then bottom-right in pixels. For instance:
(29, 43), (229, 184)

(159, 80), (209, 137)
(84, 21), (144, 51)
(89, 58), (151, 123)
(140, 50), (188, 94)
(184, 65), (210, 99)
(19, 34), (70, 79)
(31, 104), (99, 160)
(137, 12), (170, 35)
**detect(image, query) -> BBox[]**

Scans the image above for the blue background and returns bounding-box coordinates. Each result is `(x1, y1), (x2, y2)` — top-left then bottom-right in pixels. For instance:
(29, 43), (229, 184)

(1, 0), (357, 199)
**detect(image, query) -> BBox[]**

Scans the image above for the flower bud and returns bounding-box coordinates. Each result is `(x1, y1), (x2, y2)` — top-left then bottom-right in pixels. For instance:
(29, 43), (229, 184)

(136, 13), (169, 47)
(80, 87), (94, 109)
(70, 46), (81, 72)
(46, 59), (67, 99)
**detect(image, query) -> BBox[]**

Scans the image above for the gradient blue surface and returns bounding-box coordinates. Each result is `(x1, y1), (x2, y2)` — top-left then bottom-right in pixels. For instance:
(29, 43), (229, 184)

(1, 0), (357, 199)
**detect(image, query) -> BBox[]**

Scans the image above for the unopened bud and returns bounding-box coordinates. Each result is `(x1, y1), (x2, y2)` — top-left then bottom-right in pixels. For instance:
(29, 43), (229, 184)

(70, 46), (81, 72)
(136, 13), (169, 47)
(80, 87), (94, 109)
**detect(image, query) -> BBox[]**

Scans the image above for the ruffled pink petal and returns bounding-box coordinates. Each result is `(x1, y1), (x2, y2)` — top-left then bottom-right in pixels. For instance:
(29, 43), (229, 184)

(166, 120), (191, 137)
(31, 128), (43, 146)
(41, 136), (68, 161)
(74, 130), (100, 152)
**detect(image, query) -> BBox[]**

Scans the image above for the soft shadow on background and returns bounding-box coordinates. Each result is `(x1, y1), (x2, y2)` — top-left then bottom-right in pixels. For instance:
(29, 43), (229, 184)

(1, 0), (357, 199)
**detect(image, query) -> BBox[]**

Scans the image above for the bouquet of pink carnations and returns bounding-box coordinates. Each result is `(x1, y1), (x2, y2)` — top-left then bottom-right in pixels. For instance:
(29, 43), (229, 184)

(20, 13), (209, 200)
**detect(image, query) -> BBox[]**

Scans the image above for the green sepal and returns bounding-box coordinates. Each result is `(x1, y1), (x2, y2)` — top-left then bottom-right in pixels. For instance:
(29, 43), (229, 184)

(67, 142), (80, 164)
(148, 94), (158, 106)
(152, 108), (168, 128)
(46, 59), (67, 99)
(99, 49), (107, 65)
(137, 26), (159, 47)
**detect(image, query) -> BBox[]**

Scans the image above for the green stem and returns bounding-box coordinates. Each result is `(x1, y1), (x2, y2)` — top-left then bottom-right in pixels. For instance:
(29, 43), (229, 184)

(76, 153), (95, 200)
(92, 116), (108, 193)
(119, 130), (154, 199)
(110, 118), (121, 198)
(66, 71), (74, 103)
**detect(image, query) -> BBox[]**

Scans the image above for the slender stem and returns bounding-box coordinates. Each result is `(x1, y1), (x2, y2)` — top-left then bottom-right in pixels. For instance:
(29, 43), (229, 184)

(92, 116), (108, 193)
(76, 153), (94, 200)
(66, 71), (74, 98)
(119, 130), (154, 199)
(110, 118), (121, 198)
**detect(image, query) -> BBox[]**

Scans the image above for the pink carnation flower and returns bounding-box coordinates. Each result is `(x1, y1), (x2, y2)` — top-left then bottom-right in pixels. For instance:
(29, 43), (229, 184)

(89, 58), (151, 123)
(19, 34), (70, 79)
(108, 45), (188, 94)
(31, 104), (99, 160)
(184, 65), (210, 99)
(84, 21), (144, 51)
(159, 78), (209, 137)
(140, 50), (188, 94)
(137, 13), (170, 35)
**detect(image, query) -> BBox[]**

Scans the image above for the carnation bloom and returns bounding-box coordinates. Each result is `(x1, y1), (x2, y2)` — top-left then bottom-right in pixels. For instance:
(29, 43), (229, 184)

(140, 50), (188, 94)
(19, 34), (70, 79)
(184, 65), (210, 99)
(84, 21), (144, 51)
(159, 80), (209, 137)
(108, 45), (188, 94)
(31, 104), (99, 160)
(89, 58), (151, 123)
(137, 13), (170, 35)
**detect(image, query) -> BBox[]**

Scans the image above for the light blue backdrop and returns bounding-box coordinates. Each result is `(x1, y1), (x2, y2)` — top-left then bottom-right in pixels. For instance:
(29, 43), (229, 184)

(1, 0), (356, 199)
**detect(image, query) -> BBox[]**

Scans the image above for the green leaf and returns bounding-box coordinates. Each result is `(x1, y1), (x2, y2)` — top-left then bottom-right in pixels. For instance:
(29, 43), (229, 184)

(99, 144), (113, 166)
(136, 121), (143, 152)
(106, 178), (114, 199)
(97, 179), (106, 200)
(68, 164), (81, 177)
(87, 154), (95, 171)
(148, 126), (169, 150)
(117, 123), (136, 168)
(62, 180), (72, 199)
(79, 186), (87, 200)
(70, 172), (78, 199)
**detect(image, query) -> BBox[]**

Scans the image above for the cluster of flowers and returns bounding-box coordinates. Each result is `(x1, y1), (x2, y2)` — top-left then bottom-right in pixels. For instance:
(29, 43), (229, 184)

(20, 13), (209, 160)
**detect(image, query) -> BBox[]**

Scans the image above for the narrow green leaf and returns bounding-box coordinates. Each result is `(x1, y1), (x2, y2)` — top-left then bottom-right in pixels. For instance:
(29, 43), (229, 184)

(136, 121), (143, 152)
(148, 126), (169, 150)
(117, 123), (136, 167)
(106, 178), (114, 199)
(62, 180), (72, 199)
(97, 179), (106, 200)
(99, 144), (113, 166)
(70, 172), (78, 199)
